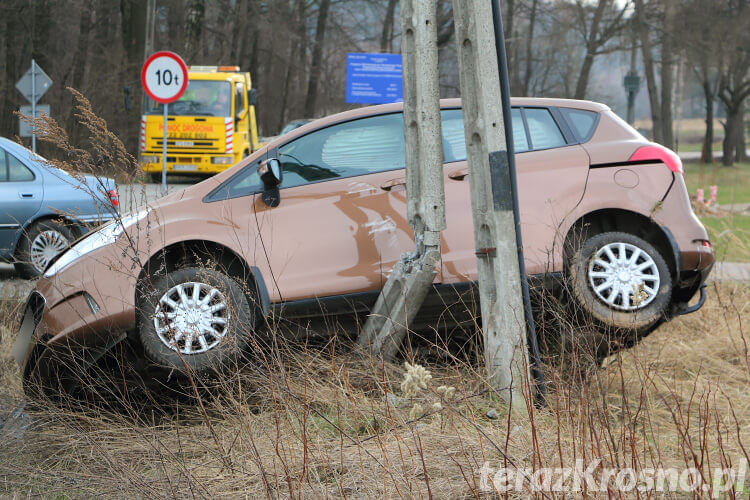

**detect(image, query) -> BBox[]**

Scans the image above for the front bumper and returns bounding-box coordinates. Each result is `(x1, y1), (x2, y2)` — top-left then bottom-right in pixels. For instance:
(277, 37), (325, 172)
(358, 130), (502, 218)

(141, 153), (235, 175)
(14, 249), (137, 384)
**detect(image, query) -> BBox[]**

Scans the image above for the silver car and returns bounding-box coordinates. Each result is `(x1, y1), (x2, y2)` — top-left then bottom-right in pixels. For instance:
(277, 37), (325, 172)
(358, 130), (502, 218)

(0, 137), (118, 277)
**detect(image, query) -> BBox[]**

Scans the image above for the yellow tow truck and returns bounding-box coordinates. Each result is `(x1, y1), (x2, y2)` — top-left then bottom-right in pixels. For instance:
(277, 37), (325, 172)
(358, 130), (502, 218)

(139, 66), (260, 180)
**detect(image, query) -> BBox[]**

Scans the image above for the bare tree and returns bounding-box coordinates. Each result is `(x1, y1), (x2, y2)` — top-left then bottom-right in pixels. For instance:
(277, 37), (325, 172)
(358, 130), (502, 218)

(716, 0), (750, 165)
(304, 0), (332, 118)
(184, 0), (205, 63)
(572, 0), (629, 100)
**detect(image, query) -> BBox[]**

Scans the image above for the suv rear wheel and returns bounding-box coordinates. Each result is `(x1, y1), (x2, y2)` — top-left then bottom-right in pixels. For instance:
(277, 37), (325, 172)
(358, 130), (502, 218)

(568, 231), (672, 332)
(137, 266), (254, 373)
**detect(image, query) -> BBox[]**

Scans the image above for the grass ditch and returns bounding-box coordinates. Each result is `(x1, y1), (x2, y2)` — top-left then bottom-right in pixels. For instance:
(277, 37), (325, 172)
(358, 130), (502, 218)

(2, 280), (750, 497)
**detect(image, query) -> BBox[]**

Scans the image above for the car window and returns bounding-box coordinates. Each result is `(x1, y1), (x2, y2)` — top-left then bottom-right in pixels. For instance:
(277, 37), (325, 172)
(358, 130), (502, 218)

(511, 108), (530, 153)
(524, 108), (566, 150)
(441, 108), (529, 163)
(560, 108), (598, 142)
(278, 113), (405, 189)
(0, 150), (7, 182)
(7, 151), (34, 181)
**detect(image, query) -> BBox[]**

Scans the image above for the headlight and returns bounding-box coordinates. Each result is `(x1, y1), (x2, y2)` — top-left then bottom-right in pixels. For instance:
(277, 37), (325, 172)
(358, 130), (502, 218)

(141, 155), (159, 163)
(211, 156), (234, 165)
(44, 210), (149, 278)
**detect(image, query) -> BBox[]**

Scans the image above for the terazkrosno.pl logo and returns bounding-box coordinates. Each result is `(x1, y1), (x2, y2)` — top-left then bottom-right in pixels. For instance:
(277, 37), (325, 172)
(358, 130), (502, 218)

(478, 458), (748, 494)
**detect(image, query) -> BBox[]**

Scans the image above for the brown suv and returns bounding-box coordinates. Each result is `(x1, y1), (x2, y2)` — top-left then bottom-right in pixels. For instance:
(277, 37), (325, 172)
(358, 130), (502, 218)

(14, 98), (714, 385)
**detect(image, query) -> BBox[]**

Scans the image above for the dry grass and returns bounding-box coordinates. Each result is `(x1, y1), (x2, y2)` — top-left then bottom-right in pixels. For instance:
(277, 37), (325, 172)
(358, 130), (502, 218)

(1, 281), (749, 498)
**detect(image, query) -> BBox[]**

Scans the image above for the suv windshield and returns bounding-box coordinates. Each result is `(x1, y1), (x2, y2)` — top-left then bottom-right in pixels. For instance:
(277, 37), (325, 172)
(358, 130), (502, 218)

(143, 80), (232, 117)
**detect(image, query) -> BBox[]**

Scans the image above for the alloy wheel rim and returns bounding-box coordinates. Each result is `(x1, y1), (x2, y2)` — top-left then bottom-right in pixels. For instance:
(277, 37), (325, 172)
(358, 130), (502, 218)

(30, 230), (70, 273)
(153, 281), (230, 355)
(588, 242), (660, 311)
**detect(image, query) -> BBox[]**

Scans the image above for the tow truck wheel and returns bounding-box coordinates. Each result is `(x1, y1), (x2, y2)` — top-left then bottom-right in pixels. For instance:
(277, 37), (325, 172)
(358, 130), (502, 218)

(149, 173), (161, 184)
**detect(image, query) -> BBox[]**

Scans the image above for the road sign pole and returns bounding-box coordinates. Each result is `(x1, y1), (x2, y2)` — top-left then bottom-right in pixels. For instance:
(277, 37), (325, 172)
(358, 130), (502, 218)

(31, 59), (36, 153)
(162, 102), (168, 196)
(142, 51), (188, 196)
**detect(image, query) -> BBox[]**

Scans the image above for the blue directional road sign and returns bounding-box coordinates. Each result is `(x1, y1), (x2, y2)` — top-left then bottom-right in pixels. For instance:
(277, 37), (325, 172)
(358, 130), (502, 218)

(346, 53), (403, 104)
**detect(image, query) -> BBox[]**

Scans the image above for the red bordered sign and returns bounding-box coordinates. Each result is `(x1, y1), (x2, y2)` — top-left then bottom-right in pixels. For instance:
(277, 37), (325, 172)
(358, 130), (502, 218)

(141, 51), (188, 104)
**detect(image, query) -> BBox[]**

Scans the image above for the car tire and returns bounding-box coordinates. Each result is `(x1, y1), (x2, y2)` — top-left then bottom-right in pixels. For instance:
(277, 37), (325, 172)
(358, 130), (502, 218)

(137, 266), (255, 373)
(568, 231), (672, 333)
(15, 219), (73, 278)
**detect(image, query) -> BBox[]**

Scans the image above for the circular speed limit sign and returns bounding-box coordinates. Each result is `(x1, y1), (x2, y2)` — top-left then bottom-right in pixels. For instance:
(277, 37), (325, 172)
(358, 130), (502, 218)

(141, 51), (188, 103)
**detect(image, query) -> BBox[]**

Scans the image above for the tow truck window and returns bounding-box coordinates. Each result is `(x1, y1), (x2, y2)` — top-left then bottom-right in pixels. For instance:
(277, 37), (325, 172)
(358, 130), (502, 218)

(143, 80), (232, 117)
(234, 82), (244, 115)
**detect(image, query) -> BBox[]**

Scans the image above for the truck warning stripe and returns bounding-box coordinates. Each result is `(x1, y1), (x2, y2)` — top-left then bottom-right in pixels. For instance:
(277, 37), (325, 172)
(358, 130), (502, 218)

(139, 116), (147, 152)
(225, 117), (234, 154)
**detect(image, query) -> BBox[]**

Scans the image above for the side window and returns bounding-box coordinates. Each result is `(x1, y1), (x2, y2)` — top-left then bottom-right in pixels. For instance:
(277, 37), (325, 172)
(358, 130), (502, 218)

(7, 151), (34, 182)
(560, 108), (598, 142)
(441, 109), (466, 162)
(208, 157), (263, 200)
(440, 107), (529, 162)
(234, 82), (244, 116)
(511, 108), (529, 153)
(0, 150), (7, 182)
(278, 113), (405, 189)
(524, 108), (566, 150)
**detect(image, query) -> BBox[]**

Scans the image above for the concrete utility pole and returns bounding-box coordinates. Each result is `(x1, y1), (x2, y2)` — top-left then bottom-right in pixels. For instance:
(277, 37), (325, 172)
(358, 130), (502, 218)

(357, 0), (445, 360)
(451, 0), (529, 402)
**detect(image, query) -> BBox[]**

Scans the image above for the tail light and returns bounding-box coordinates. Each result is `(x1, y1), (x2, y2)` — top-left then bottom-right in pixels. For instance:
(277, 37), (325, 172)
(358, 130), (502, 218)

(629, 144), (683, 174)
(106, 189), (119, 208)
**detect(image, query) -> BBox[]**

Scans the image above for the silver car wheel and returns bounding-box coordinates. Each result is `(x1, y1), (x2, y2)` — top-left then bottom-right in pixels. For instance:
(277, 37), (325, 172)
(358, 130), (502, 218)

(30, 230), (70, 273)
(588, 242), (660, 311)
(153, 281), (230, 355)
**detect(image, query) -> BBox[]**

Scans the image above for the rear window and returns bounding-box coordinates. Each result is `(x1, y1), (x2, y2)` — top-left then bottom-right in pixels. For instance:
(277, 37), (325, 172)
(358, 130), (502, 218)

(560, 108), (598, 142)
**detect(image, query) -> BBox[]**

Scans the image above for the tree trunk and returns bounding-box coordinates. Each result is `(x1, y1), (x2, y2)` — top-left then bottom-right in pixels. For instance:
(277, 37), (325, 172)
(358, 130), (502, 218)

(380, 0), (398, 52)
(574, 0), (608, 100)
(700, 79), (714, 164)
(722, 105), (741, 166)
(659, 0), (675, 149)
(69, 0), (93, 141)
(521, 0), (538, 96)
(278, 0), (305, 131)
(1, 3), (21, 137)
(635, 0), (662, 144)
(737, 104), (748, 162)
(230, 0), (248, 63)
(303, 0), (331, 118)
(120, 0), (147, 152)
(184, 0), (205, 63)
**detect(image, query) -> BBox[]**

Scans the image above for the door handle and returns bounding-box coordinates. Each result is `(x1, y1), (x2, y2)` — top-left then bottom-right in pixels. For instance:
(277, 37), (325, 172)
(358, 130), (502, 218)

(448, 168), (468, 180)
(19, 193), (34, 199)
(380, 178), (406, 191)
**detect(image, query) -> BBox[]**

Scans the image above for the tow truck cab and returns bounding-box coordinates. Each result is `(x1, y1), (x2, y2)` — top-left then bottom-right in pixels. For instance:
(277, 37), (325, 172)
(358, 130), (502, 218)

(140, 65), (260, 178)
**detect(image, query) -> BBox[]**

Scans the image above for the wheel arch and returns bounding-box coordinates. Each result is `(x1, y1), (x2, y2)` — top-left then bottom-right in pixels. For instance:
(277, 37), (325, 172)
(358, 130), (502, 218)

(135, 239), (271, 317)
(563, 208), (680, 279)
(13, 213), (84, 257)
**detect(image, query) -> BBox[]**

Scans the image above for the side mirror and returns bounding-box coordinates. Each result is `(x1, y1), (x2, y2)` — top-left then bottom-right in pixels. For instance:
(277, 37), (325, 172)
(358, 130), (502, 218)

(249, 88), (257, 106)
(258, 158), (283, 189)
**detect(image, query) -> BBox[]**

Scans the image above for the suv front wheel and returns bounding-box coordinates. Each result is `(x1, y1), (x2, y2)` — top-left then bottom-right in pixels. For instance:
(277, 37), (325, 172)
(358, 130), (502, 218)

(569, 231), (672, 332)
(137, 266), (254, 373)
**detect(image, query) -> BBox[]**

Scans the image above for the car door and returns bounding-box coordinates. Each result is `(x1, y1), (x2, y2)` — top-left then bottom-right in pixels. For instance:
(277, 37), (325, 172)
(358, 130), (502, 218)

(0, 147), (43, 254)
(246, 113), (407, 302)
(441, 106), (590, 281)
